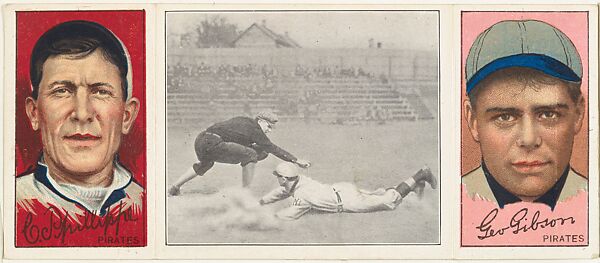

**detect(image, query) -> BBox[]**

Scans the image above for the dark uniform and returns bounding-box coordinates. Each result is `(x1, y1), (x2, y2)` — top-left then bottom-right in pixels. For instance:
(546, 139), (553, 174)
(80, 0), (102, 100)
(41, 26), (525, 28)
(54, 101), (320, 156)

(192, 116), (298, 176)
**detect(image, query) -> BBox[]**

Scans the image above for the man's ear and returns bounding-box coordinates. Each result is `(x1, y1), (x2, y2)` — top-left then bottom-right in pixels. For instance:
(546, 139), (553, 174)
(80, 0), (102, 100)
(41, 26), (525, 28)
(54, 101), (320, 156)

(122, 97), (140, 134)
(25, 97), (40, 131)
(464, 99), (480, 142)
(574, 96), (585, 134)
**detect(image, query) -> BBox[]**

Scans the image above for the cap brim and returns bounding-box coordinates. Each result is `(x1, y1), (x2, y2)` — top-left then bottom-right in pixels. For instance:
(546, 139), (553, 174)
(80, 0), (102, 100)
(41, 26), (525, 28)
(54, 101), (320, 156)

(259, 118), (277, 125)
(466, 54), (581, 94)
(272, 171), (296, 178)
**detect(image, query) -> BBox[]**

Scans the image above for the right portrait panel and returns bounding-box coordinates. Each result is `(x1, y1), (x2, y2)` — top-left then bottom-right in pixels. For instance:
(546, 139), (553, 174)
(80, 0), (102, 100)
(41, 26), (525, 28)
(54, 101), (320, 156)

(461, 11), (589, 247)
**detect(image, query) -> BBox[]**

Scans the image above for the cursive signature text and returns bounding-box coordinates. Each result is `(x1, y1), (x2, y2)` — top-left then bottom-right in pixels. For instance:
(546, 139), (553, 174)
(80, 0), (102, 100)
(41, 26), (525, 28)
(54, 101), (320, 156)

(21, 202), (138, 244)
(476, 208), (575, 240)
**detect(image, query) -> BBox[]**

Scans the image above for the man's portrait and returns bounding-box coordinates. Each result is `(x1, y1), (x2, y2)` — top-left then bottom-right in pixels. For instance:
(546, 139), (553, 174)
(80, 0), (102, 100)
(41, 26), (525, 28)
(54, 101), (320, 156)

(461, 12), (589, 247)
(14, 11), (146, 247)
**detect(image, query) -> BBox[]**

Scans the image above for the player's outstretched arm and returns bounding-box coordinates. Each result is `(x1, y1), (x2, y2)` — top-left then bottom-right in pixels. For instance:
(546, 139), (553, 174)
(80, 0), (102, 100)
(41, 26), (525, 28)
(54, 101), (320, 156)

(254, 132), (311, 168)
(263, 143), (297, 162)
(259, 186), (290, 205)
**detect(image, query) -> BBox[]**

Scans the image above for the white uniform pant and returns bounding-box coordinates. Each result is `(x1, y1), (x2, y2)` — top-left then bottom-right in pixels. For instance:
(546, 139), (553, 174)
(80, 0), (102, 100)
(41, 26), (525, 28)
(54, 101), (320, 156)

(332, 182), (402, 213)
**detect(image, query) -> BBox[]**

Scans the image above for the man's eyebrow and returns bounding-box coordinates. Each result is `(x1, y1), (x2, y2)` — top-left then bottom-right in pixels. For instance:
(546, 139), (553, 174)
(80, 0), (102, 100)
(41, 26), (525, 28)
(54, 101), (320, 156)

(47, 80), (76, 89)
(485, 107), (523, 114)
(89, 82), (116, 89)
(533, 103), (570, 111)
(46, 81), (116, 90)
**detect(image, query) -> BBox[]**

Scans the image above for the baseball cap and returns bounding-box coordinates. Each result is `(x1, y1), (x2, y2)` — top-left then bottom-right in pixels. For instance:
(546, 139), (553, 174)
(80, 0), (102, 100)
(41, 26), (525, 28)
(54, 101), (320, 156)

(273, 163), (298, 178)
(257, 110), (279, 125)
(465, 20), (582, 94)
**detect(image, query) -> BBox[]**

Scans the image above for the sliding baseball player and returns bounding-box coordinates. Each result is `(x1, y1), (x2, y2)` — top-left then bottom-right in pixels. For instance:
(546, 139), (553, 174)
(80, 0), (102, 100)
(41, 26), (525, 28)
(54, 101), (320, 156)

(259, 162), (437, 220)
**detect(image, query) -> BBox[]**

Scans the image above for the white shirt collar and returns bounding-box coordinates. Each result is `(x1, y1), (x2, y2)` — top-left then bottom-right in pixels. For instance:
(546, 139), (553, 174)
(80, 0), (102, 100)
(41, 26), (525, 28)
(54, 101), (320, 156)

(37, 159), (133, 213)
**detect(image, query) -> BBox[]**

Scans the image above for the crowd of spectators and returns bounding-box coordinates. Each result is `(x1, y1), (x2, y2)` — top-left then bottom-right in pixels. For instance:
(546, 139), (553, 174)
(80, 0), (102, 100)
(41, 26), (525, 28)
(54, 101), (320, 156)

(168, 62), (277, 79)
(292, 64), (377, 81)
(167, 61), (383, 90)
(167, 61), (410, 123)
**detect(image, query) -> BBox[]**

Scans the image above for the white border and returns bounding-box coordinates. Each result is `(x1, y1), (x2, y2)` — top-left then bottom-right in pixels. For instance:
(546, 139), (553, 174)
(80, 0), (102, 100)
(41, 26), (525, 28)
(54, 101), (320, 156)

(2, 2), (598, 260)
(2, 4), (156, 259)
(454, 4), (599, 259)
(154, 4), (454, 259)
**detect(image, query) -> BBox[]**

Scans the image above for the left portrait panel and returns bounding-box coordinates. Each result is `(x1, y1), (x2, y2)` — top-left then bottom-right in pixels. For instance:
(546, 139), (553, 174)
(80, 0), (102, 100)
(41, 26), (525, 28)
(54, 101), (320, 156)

(9, 10), (147, 248)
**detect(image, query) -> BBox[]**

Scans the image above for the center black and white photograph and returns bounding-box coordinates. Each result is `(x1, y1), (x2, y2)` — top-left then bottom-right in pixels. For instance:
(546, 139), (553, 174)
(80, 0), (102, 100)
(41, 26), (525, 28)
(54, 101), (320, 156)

(165, 10), (440, 244)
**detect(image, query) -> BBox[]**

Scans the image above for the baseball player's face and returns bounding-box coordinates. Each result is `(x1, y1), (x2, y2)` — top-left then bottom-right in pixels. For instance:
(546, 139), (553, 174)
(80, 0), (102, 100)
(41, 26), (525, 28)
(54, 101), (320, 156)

(25, 49), (139, 183)
(258, 119), (273, 134)
(465, 75), (584, 201)
(277, 176), (286, 186)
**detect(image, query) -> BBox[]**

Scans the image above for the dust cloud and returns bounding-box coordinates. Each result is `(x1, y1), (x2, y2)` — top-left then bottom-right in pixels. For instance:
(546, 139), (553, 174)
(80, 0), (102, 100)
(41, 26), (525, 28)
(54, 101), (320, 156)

(181, 187), (282, 232)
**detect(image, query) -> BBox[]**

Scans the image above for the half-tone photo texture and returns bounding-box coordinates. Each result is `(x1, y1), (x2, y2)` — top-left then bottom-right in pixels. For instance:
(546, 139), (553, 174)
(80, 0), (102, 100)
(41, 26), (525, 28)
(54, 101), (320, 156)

(166, 10), (440, 244)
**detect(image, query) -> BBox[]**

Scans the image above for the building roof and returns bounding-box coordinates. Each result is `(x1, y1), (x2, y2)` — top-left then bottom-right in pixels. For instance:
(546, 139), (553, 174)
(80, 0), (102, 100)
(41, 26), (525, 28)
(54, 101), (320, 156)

(232, 22), (301, 48)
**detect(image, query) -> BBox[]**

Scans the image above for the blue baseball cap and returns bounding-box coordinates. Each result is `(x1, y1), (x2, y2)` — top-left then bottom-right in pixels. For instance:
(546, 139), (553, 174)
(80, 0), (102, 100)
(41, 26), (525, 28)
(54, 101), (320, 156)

(465, 20), (582, 94)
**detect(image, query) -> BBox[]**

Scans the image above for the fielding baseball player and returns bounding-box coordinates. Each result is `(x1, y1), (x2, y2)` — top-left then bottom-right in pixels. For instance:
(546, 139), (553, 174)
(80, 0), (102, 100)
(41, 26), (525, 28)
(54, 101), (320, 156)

(169, 111), (310, 195)
(259, 162), (437, 220)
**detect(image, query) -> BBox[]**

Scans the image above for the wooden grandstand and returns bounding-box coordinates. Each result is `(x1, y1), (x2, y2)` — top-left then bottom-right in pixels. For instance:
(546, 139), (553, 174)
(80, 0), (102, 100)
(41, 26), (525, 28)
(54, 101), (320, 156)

(167, 75), (434, 127)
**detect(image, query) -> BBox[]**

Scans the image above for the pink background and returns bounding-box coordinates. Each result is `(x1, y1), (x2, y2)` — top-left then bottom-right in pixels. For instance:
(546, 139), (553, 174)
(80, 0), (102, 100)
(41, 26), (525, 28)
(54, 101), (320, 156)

(462, 187), (588, 246)
(460, 12), (589, 247)
(461, 12), (589, 177)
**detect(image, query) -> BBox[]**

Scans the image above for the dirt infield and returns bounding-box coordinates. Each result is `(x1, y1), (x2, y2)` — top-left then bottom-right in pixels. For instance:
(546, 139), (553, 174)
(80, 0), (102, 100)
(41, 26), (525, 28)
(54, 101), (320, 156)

(167, 120), (439, 244)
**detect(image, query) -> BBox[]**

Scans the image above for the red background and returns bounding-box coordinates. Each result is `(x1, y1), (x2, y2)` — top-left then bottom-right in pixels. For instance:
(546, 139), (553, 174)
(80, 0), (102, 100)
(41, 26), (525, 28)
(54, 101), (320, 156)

(15, 10), (147, 247)
(15, 11), (147, 187)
